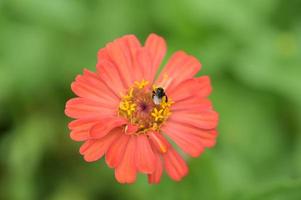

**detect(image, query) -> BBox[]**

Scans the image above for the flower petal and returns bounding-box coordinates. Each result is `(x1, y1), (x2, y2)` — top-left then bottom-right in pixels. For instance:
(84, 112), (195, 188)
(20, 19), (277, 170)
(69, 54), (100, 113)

(163, 121), (217, 149)
(96, 60), (127, 97)
(115, 136), (137, 184)
(163, 147), (188, 181)
(147, 144), (163, 184)
(70, 130), (90, 142)
(148, 131), (169, 154)
(144, 33), (166, 83)
(72, 69), (119, 103)
(123, 35), (143, 81)
(90, 117), (126, 139)
(135, 135), (156, 174)
(124, 124), (139, 135)
(106, 134), (130, 168)
(168, 76), (212, 102)
(105, 35), (142, 87)
(162, 123), (211, 157)
(65, 98), (115, 119)
(169, 110), (218, 130)
(156, 51), (201, 91)
(68, 118), (98, 141)
(80, 128), (122, 162)
(79, 140), (93, 154)
(171, 98), (212, 112)
(136, 48), (152, 82)
(97, 48), (111, 61)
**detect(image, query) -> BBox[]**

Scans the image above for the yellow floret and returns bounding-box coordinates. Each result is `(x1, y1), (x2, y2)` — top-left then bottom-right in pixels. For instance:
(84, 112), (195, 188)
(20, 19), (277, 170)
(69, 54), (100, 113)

(151, 108), (164, 121)
(161, 99), (174, 109)
(119, 100), (136, 116)
(134, 79), (149, 89)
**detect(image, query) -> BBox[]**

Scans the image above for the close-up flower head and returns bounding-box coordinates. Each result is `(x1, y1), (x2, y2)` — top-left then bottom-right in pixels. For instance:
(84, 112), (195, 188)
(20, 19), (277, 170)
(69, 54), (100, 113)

(65, 34), (218, 184)
(1, 0), (299, 199)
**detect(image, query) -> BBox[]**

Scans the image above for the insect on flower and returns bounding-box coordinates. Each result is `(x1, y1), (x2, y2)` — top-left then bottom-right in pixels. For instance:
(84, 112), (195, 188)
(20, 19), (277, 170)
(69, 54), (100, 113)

(65, 33), (219, 184)
(152, 87), (168, 105)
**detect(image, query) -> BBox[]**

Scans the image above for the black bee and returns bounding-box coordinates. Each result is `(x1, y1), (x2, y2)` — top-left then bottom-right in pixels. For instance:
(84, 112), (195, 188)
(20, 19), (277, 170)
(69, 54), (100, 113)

(152, 87), (168, 105)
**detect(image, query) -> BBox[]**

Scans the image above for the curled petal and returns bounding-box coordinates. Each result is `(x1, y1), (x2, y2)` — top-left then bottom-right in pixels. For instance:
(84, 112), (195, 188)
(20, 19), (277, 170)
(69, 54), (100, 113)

(148, 131), (169, 154)
(124, 124), (139, 135)
(68, 118), (98, 141)
(90, 118), (126, 139)
(79, 128), (122, 162)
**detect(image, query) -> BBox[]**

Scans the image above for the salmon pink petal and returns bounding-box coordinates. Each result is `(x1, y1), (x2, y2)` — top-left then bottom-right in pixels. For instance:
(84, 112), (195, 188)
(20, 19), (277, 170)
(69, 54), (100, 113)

(156, 51), (201, 91)
(124, 124), (139, 135)
(65, 98), (115, 119)
(106, 134), (130, 168)
(164, 121), (217, 147)
(97, 48), (111, 61)
(170, 110), (219, 130)
(80, 128), (122, 162)
(163, 147), (188, 181)
(144, 33), (166, 83)
(171, 98), (212, 112)
(79, 140), (93, 155)
(168, 76), (212, 102)
(148, 131), (170, 154)
(115, 136), (137, 184)
(72, 69), (119, 103)
(148, 150), (163, 184)
(68, 118), (97, 130)
(70, 130), (90, 142)
(135, 135), (155, 174)
(90, 118), (126, 139)
(105, 35), (141, 87)
(123, 35), (144, 81)
(68, 118), (98, 141)
(136, 48), (152, 82)
(195, 76), (212, 97)
(96, 60), (126, 97)
(161, 124), (205, 157)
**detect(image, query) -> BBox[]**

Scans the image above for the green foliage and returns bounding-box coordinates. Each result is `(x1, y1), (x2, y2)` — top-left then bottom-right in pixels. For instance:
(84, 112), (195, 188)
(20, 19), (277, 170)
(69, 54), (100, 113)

(0, 0), (300, 199)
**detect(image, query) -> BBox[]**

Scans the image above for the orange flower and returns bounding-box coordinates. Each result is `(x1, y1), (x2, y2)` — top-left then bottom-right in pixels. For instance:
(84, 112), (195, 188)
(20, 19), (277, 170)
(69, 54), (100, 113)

(65, 34), (218, 184)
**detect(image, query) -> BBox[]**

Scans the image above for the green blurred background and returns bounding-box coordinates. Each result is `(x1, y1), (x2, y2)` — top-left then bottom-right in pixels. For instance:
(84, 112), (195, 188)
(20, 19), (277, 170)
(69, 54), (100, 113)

(0, 0), (301, 199)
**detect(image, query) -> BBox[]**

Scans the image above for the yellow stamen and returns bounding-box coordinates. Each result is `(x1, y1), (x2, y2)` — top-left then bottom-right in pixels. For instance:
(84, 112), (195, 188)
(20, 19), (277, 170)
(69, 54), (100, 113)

(119, 100), (136, 116)
(135, 79), (149, 89)
(161, 99), (174, 109)
(151, 108), (164, 121)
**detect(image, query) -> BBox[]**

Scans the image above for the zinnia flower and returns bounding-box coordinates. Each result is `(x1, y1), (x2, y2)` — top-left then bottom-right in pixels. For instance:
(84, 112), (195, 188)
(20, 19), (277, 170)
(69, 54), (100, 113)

(65, 33), (218, 184)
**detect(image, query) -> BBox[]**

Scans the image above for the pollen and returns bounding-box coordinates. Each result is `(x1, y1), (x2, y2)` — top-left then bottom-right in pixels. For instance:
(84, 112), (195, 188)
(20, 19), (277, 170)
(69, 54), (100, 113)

(118, 80), (173, 135)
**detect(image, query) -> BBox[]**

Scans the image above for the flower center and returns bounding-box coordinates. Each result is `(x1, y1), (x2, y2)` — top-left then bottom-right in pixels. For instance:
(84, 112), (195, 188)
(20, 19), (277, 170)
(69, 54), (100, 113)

(118, 80), (173, 135)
